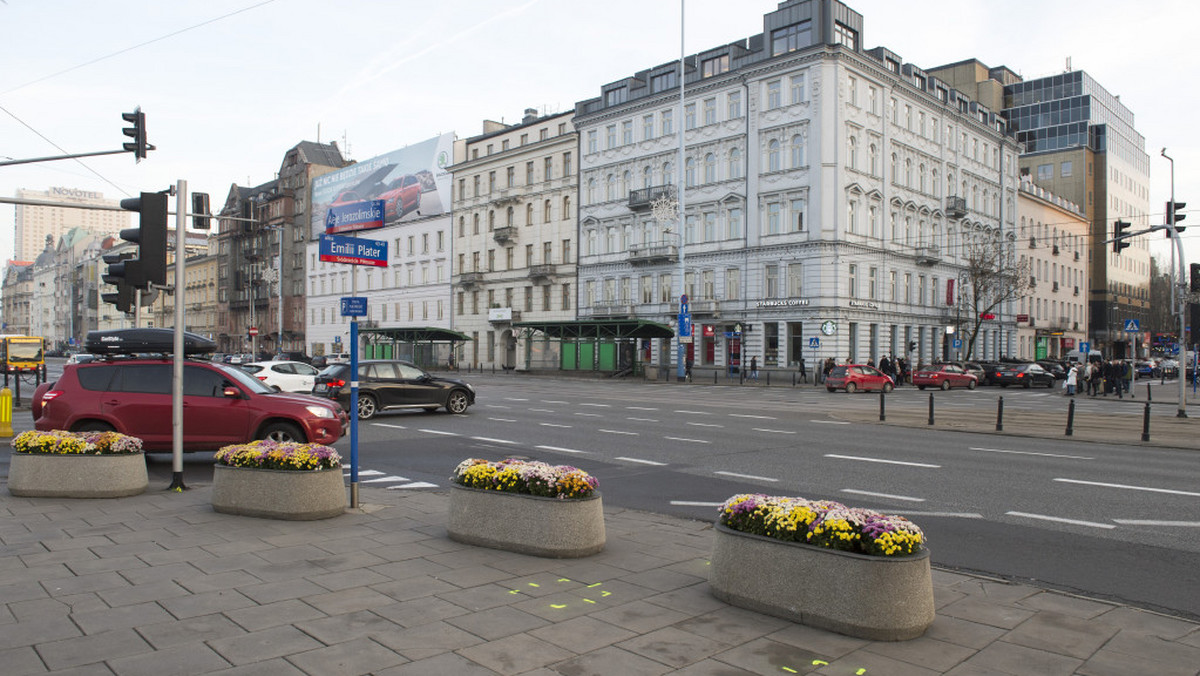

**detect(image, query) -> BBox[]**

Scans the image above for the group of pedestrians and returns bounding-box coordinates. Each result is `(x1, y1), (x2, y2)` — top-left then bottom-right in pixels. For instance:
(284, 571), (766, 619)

(1066, 359), (1134, 397)
(877, 353), (910, 386)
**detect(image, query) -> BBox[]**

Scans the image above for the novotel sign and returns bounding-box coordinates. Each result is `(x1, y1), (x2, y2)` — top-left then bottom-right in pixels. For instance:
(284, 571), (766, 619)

(319, 234), (388, 267)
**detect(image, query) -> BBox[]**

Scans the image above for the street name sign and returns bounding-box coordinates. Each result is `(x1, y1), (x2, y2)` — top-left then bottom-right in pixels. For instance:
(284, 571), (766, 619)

(325, 199), (385, 234)
(320, 234), (388, 267)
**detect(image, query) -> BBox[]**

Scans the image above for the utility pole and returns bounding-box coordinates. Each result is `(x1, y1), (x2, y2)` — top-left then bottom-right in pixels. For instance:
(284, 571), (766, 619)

(1162, 149), (1187, 417)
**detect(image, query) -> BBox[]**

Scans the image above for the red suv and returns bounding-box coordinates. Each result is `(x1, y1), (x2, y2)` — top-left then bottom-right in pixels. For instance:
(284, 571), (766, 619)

(34, 358), (348, 452)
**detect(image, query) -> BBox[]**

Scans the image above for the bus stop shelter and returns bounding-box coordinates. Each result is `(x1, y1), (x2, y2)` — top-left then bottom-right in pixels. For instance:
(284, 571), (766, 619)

(512, 319), (674, 374)
(357, 326), (472, 368)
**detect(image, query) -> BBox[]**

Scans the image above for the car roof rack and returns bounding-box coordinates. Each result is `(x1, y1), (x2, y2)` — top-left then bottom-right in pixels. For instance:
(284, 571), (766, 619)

(85, 328), (217, 357)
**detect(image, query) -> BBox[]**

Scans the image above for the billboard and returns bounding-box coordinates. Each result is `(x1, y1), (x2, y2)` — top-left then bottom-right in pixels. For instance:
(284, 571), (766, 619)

(310, 132), (455, 239)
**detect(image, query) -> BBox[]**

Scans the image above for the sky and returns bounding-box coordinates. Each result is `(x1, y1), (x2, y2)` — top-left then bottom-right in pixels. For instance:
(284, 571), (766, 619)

(2, 0), (1198, 271)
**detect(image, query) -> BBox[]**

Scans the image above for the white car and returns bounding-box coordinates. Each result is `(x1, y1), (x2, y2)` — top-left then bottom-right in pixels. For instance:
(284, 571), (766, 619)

(241, 360), (321, 393)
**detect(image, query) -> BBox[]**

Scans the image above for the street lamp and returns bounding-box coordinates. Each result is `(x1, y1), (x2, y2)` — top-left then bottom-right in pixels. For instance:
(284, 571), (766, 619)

(1162, 148), (1187, 418)
(651, 194), (687, 380)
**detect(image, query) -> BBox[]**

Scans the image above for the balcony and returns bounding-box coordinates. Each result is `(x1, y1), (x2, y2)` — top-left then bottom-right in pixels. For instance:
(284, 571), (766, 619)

(493, 188), (522, 206)
(690, 299), (719, 316)
(628, 185), (675, 211)
(945, 196), (967, 219)
(589, 302), (633, 318)
(459, 272), (484, 286)
(628, 242), (679, 265)
(528, 264), (556, 280)
(1052, 245), (1060, 256)
(493, 226), (517, 243)
(1028, 237), (1037, 249)
(1073, 285), (1080, 296)
(1052, 281), (1059, 292)
(914, 246), (941, 266)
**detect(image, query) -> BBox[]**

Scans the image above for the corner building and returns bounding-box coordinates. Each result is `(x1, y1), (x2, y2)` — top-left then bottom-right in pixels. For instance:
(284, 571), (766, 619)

(573, 0), (1018, 373)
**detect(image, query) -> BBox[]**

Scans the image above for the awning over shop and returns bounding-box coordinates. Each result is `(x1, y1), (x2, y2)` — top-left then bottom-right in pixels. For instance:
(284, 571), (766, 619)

(358, 326), (472, 343)
(511, 319), (674, 340)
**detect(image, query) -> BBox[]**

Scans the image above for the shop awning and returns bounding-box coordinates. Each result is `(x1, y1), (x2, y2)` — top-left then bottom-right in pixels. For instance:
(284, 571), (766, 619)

(358, 326), (473, 342)
(512, 319), (674, 340)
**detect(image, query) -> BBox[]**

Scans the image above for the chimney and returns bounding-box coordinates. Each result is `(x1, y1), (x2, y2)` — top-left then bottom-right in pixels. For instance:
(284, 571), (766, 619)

(522, 108), (538, 124)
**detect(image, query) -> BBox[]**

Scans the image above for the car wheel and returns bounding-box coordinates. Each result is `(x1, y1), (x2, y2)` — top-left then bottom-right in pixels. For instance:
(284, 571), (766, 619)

(826, 387), (836, 392)
(1047, 379), (1055, 389)
(1023, 380), (1031, 389)
(74, 420), (115, 433)
(882, 382), (894, 393)
(446, 390), (470, 414)
(967, 380), (977, 390)
(260, 421), (304, 443)
(940, 380), (951, 391)
(357, 394), (378, 420)
(917, 385), (926, 390)
(845, 382), (857, 394)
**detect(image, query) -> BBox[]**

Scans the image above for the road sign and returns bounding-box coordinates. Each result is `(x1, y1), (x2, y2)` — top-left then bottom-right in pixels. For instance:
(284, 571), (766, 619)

(325, 199), (385, 234)
(1079, 341), (1091, 354)
(248, 326), (258, 336)
(808, 337), (820, 349)
(320, 234), (389, 267)
(1170, 343), (1181, 356)
(1124, 319), (1141, 332)
(340, 297), (368, 317)
(952, 338), (962, 349)
(678, 294), (692, 338)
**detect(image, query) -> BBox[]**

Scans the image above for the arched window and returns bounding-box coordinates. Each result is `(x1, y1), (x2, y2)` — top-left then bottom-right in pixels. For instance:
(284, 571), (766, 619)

(891, 153), (898, 182)
(525, 202), (534, 225)
(919, 164), (926, 193)
(587, 178), (596, 204)
(685, 157), (697, 187)
(622, 170), (632, 195)
(544, 199), (551, 222)
(791, 134), (806, 168)
(605, 174), (615, 200)
(458, 216), (465, 237)
(563, 195), (571, 219)
(704, 153), (716, 183)
(847, 136), (857, 170)
(869, 143), (878, 176)
(663, 161), (674, 184)
(931, 168), (939, 197)
(904, 159), (912, 187)
(506, 206), (514, 227)
(643, 166), (652, 189)
(488, 210), (496, 230)
(473, 213), (480, 234)
(767, 140), (781, 172)
(729, 148), (743, 179)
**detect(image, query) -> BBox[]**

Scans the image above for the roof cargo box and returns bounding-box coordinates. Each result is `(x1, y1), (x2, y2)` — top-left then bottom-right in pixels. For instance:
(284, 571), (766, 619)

(85, 328), (216, 356)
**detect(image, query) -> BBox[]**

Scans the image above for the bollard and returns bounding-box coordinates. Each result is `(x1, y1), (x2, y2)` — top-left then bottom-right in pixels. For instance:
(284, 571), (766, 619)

(713, 370), (718, 385)
(1065, 398), (1075, 436)
(928, 392), (935, 426)
(1142, 402), (1151, 442)
(792, 372), (796, 387)
(0, 386), (12, 438)
(879, 389), (886, 421)
(1147, 383), (1152, 402)
(14, 370), (21, 409)
(766, 371), (770, 387)
(996, 396), (1004, 432)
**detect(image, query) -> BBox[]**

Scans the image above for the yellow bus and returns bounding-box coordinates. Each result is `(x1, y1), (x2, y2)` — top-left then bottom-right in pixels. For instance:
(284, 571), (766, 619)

(0, 335), (46, 375)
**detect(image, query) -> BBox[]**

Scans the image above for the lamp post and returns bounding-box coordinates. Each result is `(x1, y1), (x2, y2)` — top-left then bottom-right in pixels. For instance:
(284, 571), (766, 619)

(1161, 148), (1187, 418)
(651, 195), (686, 379)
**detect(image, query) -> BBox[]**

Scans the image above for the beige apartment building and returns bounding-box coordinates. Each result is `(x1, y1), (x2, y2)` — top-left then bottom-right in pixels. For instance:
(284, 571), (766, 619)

(11, 187), (129, 262)
(450, 109), (577, 369)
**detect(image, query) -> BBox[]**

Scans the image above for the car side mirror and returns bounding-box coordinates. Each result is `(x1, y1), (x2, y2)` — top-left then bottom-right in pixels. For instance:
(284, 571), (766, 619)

(223, 386), (241, 399)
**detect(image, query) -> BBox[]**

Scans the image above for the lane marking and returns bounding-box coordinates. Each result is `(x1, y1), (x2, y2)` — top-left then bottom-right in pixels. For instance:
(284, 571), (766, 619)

(535, 445), (587, 455)
(664, 436), (710, 444)
(615, 457), (667, 466)
(371, 423), (407, 430)
(420, 429), (460, 436)
(345, 469), (384, 477)
(574, 412), (603, 418)
(488, 417), (516, 423)
(1006, 511), (1115, 530)
(810, 420), (851, 425)
(580, 403), (611, 408)
(627, 417), (659, 423)
(627, 406), (659, 411)
(969, 446), (1093, 460)
(528, 408), (556, 413)
(753, 428), (796, 435)
(890, 511), (983, 519)
(599, 429), (639, 436)
(715, 471), (779, 482)
(470, 436), (517, 445)
(841, 489), (925, 502)
(729, 413), (776, 420)
(1053, 478), (1200, 498)
(670, 500), (724, 507)
(505, 398), (529, 402)
(686, 422), (724, 428)
(542, 400), (568, 404)
(539, 422), (572, 429)
(486, 404), (512, 409)
(673, 410), (707, 415)
(1112, 520), (1200, 527)
(387, 482), (438, 489)
(363, 475), (409, 483)
(824, 454), (941, 468)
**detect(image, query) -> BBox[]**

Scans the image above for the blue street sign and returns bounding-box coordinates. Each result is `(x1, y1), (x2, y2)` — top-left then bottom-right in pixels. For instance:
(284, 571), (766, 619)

(952, 338), (962, 349)
(1079, 341), (1090, 354)
(340, 297), (368, 317)
(325, 199), (385, 234)
(808, 337), (820, 349)
(320, 234), (388, 267)
(1123, 319), (1141, 332)
(678, 294), (692, 338)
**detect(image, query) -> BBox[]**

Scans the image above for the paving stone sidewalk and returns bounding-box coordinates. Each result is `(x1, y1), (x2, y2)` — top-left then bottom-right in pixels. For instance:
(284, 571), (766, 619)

(2, 483), (1199, 676)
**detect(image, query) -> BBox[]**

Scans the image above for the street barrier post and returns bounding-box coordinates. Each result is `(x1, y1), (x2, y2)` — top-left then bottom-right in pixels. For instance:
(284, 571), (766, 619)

(996, 396), (1004, 432)
(928, 393), (934, 426)
(1065, 398), (1075, 436)
(0, 386), (12, 438)
(879, 390), (886, 422)
(1142, 402), (1151, 442)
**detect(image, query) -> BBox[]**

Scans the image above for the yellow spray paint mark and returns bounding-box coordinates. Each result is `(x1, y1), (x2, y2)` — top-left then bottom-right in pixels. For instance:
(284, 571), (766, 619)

(782, 668), (798, 674)
(857, 670), (867, 675)
(583, 598), (596, 604)
(600, 591), (611, 597)
(587, 582), (603, 588)
(550, 604), (567, 609)
(527, 583), (540, 588)
(811, 660), (829, 666)
(508, 589), (520, 595)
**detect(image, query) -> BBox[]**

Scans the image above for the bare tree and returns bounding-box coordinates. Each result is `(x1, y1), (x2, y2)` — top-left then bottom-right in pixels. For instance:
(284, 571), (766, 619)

(956, 232), (1031, 359)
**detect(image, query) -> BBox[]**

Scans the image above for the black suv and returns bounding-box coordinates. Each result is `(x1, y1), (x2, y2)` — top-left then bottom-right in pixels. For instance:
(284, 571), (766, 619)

(312, 360), (475, 419)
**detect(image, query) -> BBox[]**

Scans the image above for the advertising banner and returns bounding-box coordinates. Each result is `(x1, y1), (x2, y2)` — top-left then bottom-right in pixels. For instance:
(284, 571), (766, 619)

(310, 133), (454, 239)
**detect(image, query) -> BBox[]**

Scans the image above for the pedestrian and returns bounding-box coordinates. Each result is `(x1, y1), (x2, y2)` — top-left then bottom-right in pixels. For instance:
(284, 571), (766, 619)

(685, 356), (694, 382)
(1122, 360), (1133, 394)
(879, 354), (892, 380)
(750, 356), (759, 379)
(823, 357), (835, 383)
(1064, 362), (1077, 396)
(798, 356), (808, 383)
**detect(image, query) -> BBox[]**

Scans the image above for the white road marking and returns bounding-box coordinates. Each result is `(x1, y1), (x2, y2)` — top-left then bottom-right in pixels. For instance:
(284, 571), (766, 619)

(470, 436), (517, 445)
(824, 454), (941, 468)
(686, 422), (723, 428)
(1112, 520), (1200, 527)
(420, 429), (460, 436)
(753, 428), (796, 434)
(488, 417), (517, 423)
(810, 420), (851, 425)
(535, 445), (587, 454)
(890, 511), (983, 519)
(539, 422), (572, 428)
(388, 482), (439, 489)
(371, 423), (407, 430)
(486, 404), (511, 409)
(615, 456), (667, 466)
(627, 406), (659, 411)
(673, 410), (707, 415)
(670, 500), (724, 507)
(729, 413), (776, 420)
(574, 412), (603, 418)
(664, 436), (710, 444)
(841, 489), (925, 502)
(580, 402), (611, 407)
(505, 398), (529, 401)
(345, 469), (384, 477)
(627, 417), (659, 423)
(1053, 478), (1200, 498)
(970, 446), (1093, 460)
(715, 470), (778, 482)
(1006, 511), (1116, 530)
(363, 475), (409, 483)
(599, 429), (639, 435)
(528, 408), (556, 413)
(542, 400), (568, 404)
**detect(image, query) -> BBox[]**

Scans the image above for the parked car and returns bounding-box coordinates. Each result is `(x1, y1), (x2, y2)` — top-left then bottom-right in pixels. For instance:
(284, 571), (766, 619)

(1036, 360), (1068, 380)
(65, 353), (95, 365)
(32, 329), (347, 452)
(311, 355), (328, 368)
(975, 361), (1002, 385)
(312, 360), (475, 419)
(825, 364), (894, 393)
(273, 351), (313, 364)
(242, 360), (321, 393)
(913, 363), (978, 390)
(1134, 360), (1160, 379)
(993, 362), (1057, 388)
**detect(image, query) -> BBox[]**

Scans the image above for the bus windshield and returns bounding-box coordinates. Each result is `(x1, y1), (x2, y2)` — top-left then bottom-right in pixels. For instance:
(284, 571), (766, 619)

(8, 340), (44, 362)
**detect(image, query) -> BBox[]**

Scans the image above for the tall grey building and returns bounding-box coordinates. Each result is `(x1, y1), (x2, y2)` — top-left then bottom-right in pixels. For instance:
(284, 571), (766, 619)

(574, 0), (1019, 373)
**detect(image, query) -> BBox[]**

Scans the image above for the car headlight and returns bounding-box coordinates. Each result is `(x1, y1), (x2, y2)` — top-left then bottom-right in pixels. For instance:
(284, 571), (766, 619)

(306, 405), (336, 419)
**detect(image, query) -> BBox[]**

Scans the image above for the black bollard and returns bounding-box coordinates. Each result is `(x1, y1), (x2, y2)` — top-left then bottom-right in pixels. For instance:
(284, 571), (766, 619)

(1065, 398), (1075, 436)
(766, 371), (770, 387)
(879, 389), (886, 421)
(713, 370), (717, 385)
(928, 392), (935, 426)
(996, 396), (1004, 431)
(1147, 383), (1152, 402)
(1142, 402), (1151, 442)
(792, 372), (796, 387)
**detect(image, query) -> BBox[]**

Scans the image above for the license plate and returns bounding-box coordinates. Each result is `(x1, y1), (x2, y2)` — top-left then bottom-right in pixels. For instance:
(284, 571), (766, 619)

(314, 384), (327, 393)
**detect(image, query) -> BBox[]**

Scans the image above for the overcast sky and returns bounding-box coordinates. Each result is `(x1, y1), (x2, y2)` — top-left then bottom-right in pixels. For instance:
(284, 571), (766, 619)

(2, 0), (1197, 269)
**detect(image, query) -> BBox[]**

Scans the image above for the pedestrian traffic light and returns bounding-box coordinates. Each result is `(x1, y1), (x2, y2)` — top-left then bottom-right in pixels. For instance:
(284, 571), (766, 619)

(1190, 262), (1200, 293)
(121, 108), (149, 161)
(119, 191), (169, 287)
(1167, 200), (1187, 235)
(908, 341), (916, 352)
(1112, 220), (1132, 253)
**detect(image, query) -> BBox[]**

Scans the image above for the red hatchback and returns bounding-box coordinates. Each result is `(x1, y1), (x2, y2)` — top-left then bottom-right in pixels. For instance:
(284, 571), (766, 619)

(825, 364), (894, 393)
(34, 359), (348, 452)
(913, 363), (978, 391)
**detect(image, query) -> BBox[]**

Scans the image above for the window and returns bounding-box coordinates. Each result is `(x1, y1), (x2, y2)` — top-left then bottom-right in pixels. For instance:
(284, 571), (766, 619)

(473, 175), (480, 196)
(544, 199), (551, 222)
(562, 238), (570, 263)
(869, 143), (878, 176)
(868, 267), (877, 300)
(847, 136), (857, 170)
(766, 202), (782, 234)
(767, 139), (781, 172)
(1061, 161), (1073, 177)
(848, 264), (857, 298)
(525, 202), (533, 226)
(766, 264), (779, 297)
(520, 133), (528, 146)
(703, 211), (716, 241)
(526, 161), (534, 185)
(488, 171), (496, 192)
(703, 153), (716, 183)
(622, 120), (633, 145)
(771, 21), (811, 56)
(506, 206), (514, 227)
(791, 134), (806, 167)
(685, 157), (696, 187)
(544, 157), (552, 181)
(563, 152), (572, 176)
(661, 109), (673, 135)
(728, 206), (742, 238)
(703, 98), (716, 125)
(606, 125), (616, 149)
(726, 268), (740, 300)
(729, 148), (743, 179)
(847, 200), (857, 234)
(604, 87), (627, 105)
(563, 195), (571, 218)
(868, 86), (878, 114)
(847, 76), (857, 107)
(766, 80), (782, 109)
(701, 54), (730, 77)
(728, 91), (742, 118)
(650, 71), (677, 92)
(788, 263), (803, 297)
(685, 103), (696, 130)
(791, 199), (805, 232)
(834, 22), (857, 49)
(643, 114), (654, 140)
(562, 283), (571, 310)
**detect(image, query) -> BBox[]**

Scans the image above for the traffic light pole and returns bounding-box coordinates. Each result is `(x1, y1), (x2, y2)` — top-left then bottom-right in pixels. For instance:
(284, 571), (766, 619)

(170, 180), (187, 490)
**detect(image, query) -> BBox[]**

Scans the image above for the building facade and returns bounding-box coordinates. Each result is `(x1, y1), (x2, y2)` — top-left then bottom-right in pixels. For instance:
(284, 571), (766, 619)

(573, 0), (1019, 374)
(10, 187), (129, 263)
(450, 109), (578, 370)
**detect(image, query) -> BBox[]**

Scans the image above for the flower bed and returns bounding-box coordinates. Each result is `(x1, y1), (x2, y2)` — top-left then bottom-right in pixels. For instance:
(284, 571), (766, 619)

(211, 440), (346, 520)
(447, 458), (605, 557)
(710, 494), (934, 641)
(8, 430), (147, 498)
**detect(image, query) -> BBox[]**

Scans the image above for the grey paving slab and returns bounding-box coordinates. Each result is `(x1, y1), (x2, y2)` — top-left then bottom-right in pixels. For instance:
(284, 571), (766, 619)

(826, 647), (944, 676)
(956, 641), (1084, 676)
(455, 632), (579, 675)
(159, 589), (257, 620)
(371, 596), (472, 628)
(528, 614), (638, 654)
(291, 609), (398, 644)
(234, 577), (328, 605)
(674, 605), (793, 646)
(863, 635), (978, 672)
(207, 624), (324, 667)
(105, 640), (233, 676)
(1002, 610), (1122, 660)
(938, 594), (1038, 630)
(372, 619), (486, 660)
(617, 625), (735, 669)
(35, 627), (153, 671)
(285, 636), (408, 676)
(1013, 590), (1119, 619)
(0, 645), (49, 676)
(373, 651), (501, 676)
(223, 598), (327, 632)
(922, 614), (1010, 650)
(1095, 629), (1200, 668)
(1078, 646), (1200, 676)
(589, 598), (693, 634)
(444, 605), (551, 640)
(700, 637), (828, 676)
(0, 615), (82, 651)
(207, 657), (307, 675)
(134, 613), (248, 650)
(1093, 606), (1200, 640)
(73, 600), (176, 635)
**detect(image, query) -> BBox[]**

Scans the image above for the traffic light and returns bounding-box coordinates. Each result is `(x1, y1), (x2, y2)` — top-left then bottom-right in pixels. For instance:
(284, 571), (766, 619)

(119, 191), (169, 286)
(101, 251), (137, 313)
(1191, 263), (1200, 293)
(1167, 200), (1187, 235)
(1112, 220), (1132, 253)
(121, 108), (149, 161)
(192, 192), (211, 230)
(908, 341), (916, 352)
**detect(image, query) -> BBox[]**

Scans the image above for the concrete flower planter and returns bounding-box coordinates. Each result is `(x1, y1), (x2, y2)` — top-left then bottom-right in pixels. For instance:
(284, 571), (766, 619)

(447, 485), (605, 557)
(211, 465), (347, 520)
(709, 523), (934, 641)
(7, 452), (148, 498)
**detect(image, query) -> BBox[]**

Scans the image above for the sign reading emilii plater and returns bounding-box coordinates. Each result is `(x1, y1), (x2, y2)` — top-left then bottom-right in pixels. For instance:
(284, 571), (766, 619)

(319, 234), (388, 267)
